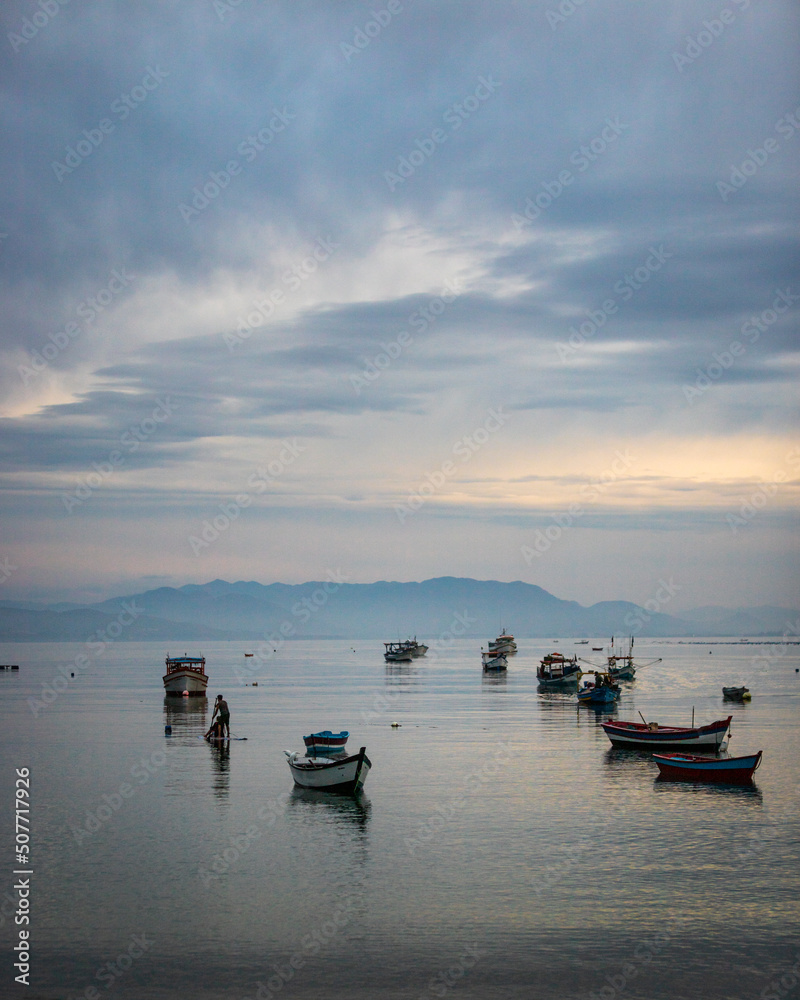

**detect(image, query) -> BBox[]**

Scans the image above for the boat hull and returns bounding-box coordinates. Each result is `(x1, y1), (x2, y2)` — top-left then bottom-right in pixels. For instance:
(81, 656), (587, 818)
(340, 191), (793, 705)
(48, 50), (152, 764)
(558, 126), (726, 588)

(538, 673), (579, 690)
(163, 669), (208, 696)
(286, 747), (371, 792)
(722, 686), (751, 701)
(602, 716), (731, 750)
(654, 751), (761, 783)
(577, 686), (619, 704)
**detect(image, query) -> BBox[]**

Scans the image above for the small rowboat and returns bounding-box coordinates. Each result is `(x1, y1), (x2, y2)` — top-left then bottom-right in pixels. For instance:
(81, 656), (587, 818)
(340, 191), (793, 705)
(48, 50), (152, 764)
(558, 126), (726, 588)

(303, 730), (349, 755)
(601, 716), (731, 750)
(722, 686), (751, 701)
(653, 750), (762, 784)
(577, 671), (620, 705)
(284, 747), (371, 792)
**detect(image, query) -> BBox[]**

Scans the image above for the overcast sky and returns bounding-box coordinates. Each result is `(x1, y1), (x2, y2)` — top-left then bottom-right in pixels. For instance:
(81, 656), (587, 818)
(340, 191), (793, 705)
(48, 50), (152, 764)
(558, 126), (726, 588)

(1, 0), (798, 610)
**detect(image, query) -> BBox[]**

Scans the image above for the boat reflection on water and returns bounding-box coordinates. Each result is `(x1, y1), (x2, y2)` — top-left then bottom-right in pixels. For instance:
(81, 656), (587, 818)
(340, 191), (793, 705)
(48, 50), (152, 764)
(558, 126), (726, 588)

(481, 670), (508, 688)
(652, 774), (763, 803)
(163, 695), (207, 735)
(287, 787), (371, 854)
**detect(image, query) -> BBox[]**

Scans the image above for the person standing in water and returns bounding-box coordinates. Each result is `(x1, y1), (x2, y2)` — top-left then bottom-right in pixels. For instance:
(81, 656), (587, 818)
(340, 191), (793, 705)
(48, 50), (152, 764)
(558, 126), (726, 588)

(206, 694), (230, 739)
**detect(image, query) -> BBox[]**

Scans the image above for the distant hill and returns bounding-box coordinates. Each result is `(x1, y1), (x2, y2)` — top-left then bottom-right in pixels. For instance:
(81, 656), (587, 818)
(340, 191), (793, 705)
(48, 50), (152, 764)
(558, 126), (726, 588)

(0, 578), (797, 642)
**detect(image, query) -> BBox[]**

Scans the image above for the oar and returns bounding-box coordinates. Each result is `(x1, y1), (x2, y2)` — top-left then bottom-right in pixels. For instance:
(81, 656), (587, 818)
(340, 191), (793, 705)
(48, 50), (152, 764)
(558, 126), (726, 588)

(638, 710), (648, 725)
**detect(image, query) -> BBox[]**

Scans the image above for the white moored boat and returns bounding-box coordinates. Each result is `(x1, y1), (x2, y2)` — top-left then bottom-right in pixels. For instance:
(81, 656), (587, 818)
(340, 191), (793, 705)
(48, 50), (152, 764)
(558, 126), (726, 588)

(284, 747), (371, 792)
(163, 654), (208, 696)
(481, 648), (508, 671)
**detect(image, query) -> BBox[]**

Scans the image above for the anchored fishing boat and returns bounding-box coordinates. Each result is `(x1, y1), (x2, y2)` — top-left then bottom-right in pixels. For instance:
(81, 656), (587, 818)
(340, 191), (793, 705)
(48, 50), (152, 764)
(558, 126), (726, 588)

(488, 629), (516, 654)
(406, 637), (428, 657)
(384, 641), (413, 663)
(577, 671), (620, 705)
(580, 636), (661, 682)
(303, 730), (349, 755)
(481, 648), (508, 671)
(163, 654), (208, 696)
(537, 651), (580, 689)
(284, 746), (371, 792)
(722, 686), (751, 702)
(653, 750), (762, 784)
(601, 715), (732, 750)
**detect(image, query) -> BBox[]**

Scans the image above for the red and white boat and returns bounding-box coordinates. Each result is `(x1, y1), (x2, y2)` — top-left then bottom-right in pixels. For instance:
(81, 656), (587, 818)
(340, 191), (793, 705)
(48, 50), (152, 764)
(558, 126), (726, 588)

(163, 654), (208, 696)
(653, 750), (762, 784)
(601, 715), (731, 750)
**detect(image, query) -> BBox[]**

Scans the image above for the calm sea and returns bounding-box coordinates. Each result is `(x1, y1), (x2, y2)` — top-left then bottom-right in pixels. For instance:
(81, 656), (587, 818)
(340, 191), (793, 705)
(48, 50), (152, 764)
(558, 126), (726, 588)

(1, 637), (799, 1000)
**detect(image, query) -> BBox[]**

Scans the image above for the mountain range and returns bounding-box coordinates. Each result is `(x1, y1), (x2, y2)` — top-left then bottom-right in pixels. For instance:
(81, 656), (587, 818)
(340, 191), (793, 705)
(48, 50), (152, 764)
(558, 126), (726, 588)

(0, 578), (797, 642)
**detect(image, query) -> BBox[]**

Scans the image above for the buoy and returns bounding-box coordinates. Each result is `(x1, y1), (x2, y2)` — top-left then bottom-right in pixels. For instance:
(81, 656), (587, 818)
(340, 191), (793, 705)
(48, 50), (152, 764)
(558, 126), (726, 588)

(391, 722), (401, 728)
(252, 682), (258, 686)
(165, 725), (172, 735)
(182, 690), (189, 698)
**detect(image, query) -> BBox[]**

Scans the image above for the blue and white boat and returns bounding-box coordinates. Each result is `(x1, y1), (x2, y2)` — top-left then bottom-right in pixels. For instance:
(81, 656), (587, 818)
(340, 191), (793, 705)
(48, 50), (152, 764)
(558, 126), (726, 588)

(577, 671), (620, 705)
(303, 730), (349, 755)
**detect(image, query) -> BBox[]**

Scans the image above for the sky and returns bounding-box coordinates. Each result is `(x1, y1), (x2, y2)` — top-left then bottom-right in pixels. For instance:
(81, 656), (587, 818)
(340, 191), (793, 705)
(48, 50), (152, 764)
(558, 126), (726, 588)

(0, 0), (798, 610)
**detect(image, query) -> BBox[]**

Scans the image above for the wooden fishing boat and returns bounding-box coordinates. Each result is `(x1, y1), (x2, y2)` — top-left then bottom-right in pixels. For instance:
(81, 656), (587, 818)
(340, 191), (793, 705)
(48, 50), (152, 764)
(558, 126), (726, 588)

(722, 686), (751, 701)
(653, 750), (762, 784)
(406, 637), (428, 657)
(488, 629), (516, 654)
(577, 671), (620, 705)
(303, 730), (349, 755)
(537, 651), (580, 689)
(482, 648), (508, 671)
(163, 654), (208, 696)
(284, 747), (371, 792)
(601, 715), (731, 750)
(384, 641), (413, 662)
